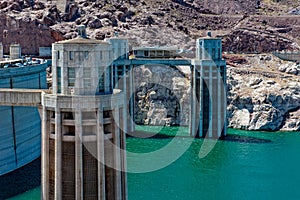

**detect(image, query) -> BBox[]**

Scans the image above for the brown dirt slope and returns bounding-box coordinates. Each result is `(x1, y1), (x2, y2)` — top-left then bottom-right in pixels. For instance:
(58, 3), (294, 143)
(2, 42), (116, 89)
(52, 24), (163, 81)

(0, 0), (299, 54)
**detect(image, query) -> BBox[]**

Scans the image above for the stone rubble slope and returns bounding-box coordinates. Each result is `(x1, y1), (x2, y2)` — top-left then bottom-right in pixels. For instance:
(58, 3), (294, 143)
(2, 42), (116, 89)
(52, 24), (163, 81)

(0, 0), (299, 54)
(132, 53), (300, 131)
(227, 54), (300, 131)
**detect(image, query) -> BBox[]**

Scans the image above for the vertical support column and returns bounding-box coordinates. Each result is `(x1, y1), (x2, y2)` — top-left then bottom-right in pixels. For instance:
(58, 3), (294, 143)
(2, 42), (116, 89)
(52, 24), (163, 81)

(188, 65), (193, 136)
(54, 108), (62, 200)
(113, 107), (122, 199)
(53, 66), (57, 94)
(217, 67), (221, 138)
(208, 65), (213, 138)
(199, 66), (203, 137)
(105, 64), (111, 93)
(223, 67), (227, 137)
(123, 65), (128, 133)
(42, 106), (49, 200)
(111, 64), (114, 90)
(61, 66), (68, 94)
(189, 65), (196, 137)
(129, 64), (134, 132)
(97, 107), (106, 200)
(118, 106), (128, 200)
(114, 64), (118, 88)
(202, 47), (206, 60)
(75, 110), (83, 200)
(121, 108), (128, 200)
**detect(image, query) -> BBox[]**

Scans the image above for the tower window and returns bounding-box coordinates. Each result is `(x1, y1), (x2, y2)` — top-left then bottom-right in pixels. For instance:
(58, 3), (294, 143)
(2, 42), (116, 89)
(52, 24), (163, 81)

(57, 67), (61, 93)
(98, 70), (105, 93)
(69, 51), (74, 60)
(83, 68), (91, 90)
(144, 51), (149, 57)
(68, 68), (75, 87)
(83, 68), (91, 78)
(100, 51), (103, 60)
(84, 51), (89, 59)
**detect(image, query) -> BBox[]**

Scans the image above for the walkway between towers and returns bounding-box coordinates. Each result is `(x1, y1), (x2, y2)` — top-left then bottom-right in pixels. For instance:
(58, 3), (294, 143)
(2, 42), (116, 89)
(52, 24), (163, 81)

(113, 58), (191, 66)
(112, 58), (226, 138)
(0, 88), (48, 106)
(111, 57), (192, 134)
(273, 51), (300, 62)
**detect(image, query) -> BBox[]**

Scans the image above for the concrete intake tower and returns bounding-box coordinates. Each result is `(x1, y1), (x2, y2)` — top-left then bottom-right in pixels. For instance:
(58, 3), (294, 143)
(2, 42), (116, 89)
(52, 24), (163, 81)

(41, 26), (127, 199)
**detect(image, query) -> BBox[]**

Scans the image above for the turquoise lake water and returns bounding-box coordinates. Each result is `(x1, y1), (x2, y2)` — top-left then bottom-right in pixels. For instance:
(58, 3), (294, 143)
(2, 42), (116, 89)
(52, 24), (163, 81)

(8, 127), (300, 200)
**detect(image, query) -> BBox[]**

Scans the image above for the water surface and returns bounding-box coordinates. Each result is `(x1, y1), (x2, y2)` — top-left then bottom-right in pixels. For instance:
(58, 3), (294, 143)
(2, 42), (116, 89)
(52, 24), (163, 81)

(8, 128), (300, 200)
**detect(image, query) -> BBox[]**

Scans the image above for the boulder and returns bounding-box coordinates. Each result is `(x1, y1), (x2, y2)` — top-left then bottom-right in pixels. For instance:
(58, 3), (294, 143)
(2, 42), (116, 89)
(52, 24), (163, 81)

(288, 7), (300, 15)
(88, 18), (103, 29)
(281, 109), (300, 131)
(63, 3), (79, 21)
(0, 1), (7, 9)
(42, 16), (55, 26)
(229, 109), (250, 129)
(248, 105), (283, 131)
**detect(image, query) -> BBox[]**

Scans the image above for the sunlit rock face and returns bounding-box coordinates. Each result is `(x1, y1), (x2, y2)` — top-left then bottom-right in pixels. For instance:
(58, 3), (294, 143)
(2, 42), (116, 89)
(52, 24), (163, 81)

(227, 54), (300, 131)
(133, 65), (190, 126)
(132, 54), (300, 131)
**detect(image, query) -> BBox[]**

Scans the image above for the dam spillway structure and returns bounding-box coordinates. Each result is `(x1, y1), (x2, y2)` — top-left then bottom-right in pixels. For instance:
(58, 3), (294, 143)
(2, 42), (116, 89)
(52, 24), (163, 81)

(0, 56), (48, 176)
(41, 26), (127, 199)
(190, 34), (227, 138)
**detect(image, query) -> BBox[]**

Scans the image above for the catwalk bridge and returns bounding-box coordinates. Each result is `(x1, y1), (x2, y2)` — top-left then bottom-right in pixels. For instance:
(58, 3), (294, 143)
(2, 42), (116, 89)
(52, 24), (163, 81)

(273, 51), (300, 62)
(0, 89), (48, 106)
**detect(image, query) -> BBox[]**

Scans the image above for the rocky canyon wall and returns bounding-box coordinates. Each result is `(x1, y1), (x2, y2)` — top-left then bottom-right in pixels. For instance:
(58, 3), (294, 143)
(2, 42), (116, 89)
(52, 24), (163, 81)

(133, 65), (190, 126)
(0, 14), (62, 55)
(133, 54), (300, 131)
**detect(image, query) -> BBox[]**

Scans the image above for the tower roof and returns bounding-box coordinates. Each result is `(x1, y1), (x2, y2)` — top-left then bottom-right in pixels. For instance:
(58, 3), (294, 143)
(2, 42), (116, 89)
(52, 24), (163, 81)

(55, 37), (110, 45)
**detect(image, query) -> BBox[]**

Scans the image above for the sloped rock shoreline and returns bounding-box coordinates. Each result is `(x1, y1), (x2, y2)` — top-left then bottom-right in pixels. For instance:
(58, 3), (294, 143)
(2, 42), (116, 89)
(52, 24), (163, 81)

(133, 54), (300, 132)
(0, 0), (299, 55)
(227, 54), (300, 131)
(133, 65), (190, 126)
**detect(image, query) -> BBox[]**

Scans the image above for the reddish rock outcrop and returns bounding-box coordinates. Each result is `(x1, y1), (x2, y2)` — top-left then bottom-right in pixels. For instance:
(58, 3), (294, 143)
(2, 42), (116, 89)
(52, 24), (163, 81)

(0, 14), (62, 54)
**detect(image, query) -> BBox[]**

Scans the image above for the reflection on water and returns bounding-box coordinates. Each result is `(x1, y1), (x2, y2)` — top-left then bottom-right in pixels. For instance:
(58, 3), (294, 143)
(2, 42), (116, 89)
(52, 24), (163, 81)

(9, 128), (300, 200)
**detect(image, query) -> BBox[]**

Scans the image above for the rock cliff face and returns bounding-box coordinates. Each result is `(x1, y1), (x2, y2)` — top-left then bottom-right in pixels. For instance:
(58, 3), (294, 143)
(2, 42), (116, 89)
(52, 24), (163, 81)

(132, 54), (300, 131)
(0, 13), (62, 54)
(0, 0), (299, 54)
(227, 54), (300, 131)
(133, 65), (190, 126)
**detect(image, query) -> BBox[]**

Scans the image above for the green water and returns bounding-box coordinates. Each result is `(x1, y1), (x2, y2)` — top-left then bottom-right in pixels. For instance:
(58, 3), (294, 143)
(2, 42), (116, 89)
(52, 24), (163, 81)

(9, 128), (300, 200)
